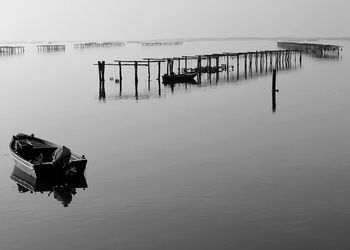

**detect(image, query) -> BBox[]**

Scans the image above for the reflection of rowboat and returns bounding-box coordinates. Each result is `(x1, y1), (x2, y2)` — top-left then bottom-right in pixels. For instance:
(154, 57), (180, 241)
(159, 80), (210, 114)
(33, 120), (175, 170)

(9, 133), (87, 179)
(10, 165), (87, 207)
(162, 73), (197, 84)
(10, 165), (87, 193)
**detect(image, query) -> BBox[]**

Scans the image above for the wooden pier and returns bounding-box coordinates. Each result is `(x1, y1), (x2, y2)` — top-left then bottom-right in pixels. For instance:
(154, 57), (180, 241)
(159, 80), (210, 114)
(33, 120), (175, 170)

(0, 46), (25, 55)
(74, 42), (125, 49)
(37, 44), (65, 52)
(142, 41), (183, 46)
(96, 48), (301, 100)
(277, 42), (342, 58)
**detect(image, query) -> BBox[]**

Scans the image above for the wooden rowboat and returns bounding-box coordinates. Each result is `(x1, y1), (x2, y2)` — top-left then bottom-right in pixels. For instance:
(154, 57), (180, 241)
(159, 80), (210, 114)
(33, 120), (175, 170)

(9, 133), (87, 179)
(162, 73), (197, 84)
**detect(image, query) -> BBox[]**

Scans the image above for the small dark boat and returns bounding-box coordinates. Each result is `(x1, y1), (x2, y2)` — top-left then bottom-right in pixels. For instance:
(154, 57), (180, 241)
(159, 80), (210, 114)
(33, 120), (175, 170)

(162, 72), (197, 84)
(9, 133), (87, 179)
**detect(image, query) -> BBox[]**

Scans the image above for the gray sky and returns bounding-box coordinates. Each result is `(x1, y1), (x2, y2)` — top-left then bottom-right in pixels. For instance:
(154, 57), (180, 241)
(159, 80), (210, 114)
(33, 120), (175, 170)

(1, 0), (349, 41)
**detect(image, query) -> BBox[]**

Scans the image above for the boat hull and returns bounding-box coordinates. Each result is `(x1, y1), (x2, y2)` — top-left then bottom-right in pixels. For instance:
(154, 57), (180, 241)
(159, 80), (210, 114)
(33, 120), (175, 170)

(162, 73), (197, 84)
(9, 133), (87, 179)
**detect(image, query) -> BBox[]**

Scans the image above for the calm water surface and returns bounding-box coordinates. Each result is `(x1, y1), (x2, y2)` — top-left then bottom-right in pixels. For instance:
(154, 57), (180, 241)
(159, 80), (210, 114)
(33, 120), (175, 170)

(0, 40), (349, 249)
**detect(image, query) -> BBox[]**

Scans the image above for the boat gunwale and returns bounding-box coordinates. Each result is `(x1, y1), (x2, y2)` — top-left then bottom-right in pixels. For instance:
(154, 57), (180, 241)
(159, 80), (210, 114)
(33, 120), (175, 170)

(9, 134), (86, 168)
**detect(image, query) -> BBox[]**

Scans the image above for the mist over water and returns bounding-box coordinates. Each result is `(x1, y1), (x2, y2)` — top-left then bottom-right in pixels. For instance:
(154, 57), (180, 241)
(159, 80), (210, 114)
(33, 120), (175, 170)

(0, 40), (349, 250)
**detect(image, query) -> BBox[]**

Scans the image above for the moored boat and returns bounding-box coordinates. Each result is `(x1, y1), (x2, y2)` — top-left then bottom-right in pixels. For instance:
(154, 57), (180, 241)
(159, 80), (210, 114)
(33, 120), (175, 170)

(9, 133), (87, 179)
(162, 72), (197, 84)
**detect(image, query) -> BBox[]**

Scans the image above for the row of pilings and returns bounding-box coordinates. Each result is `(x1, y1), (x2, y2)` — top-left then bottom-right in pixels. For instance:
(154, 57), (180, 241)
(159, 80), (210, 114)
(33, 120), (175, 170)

(277, 42), (342, 58)
(0, 42), (126, 56)
(96, 49), (302, 100)
(74, 42), (125, 49)
(0, 46), (25, 56)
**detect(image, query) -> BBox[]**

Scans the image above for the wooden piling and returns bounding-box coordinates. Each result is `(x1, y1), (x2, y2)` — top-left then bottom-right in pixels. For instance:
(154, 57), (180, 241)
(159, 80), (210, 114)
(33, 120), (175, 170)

(237, 55), (240, 79)
(272, 69), (277, 91)
(135, 61), (138, 99)
(158, 61), (161, 81)
(244, 54), (247, 78)
(147, 59), (151, 84)
(226, 54), (230, 81)
(198, 56), (202, 84)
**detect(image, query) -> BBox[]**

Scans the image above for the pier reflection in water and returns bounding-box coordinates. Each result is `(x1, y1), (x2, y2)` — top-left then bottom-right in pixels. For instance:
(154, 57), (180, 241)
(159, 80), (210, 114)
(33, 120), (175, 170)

(10, 166), (87, 207)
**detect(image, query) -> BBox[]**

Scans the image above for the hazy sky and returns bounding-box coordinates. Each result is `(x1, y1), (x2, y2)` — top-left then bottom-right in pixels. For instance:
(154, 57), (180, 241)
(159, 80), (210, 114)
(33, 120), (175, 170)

(1, 0), (349, 41)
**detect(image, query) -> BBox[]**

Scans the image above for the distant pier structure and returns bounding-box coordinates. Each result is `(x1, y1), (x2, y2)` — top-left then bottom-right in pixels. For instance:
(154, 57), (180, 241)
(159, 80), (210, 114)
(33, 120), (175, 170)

(37, 44), (65, 52)
(277, 42), (342, 58)
(0, 46), (25, 56)
(74, 42), (125, 49)
(142, 41), (183, 46)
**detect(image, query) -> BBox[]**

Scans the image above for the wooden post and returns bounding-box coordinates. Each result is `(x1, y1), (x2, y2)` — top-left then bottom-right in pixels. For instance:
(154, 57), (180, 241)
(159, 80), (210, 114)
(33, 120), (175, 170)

(102, 61), (105, 82)
(98, 61), (106, 99)
(170, 60), (174, 73)
(237, 54), (239, 79)
(158, 61), (161, 81)
(270, 52), (273, 71)
(208, 55), (211, 76)
(249, 53), (253, 74)
(167, 59), (170, 75)
(147, 59), (151, 86)
(135, 61), (138, 99)
(197, 56), (202, 84)
(215, 56), (219, 83)
(244, 54), (247, 78)
(98, 61), (101, 83)
(119, 61), (123, 82)
(184, 57), (188, 72)
(119, 61), (123, 95)
(299, 51), (302, 67)
(226, 54), (230, 81)
(98, 61), (105, 83)
(272, 69), (277, 92)
(178, 58), (181, 74)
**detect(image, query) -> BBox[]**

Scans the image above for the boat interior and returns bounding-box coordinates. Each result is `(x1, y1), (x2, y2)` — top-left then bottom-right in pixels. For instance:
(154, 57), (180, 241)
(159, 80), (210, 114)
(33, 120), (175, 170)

(13, 138), (58, 164)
